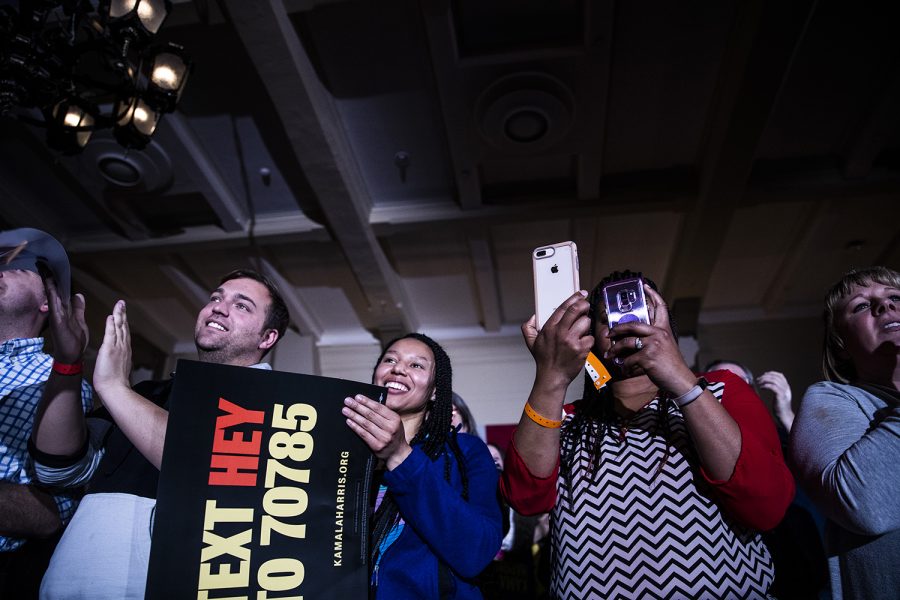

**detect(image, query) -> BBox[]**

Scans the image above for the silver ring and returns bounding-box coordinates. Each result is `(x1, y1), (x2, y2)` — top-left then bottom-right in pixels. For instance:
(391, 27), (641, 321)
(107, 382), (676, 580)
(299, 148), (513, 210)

(634, 338), (644, 351)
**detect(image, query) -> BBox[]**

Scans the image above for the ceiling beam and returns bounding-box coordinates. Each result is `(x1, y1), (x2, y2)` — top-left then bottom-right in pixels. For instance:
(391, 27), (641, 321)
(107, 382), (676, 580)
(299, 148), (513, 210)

(258, 257), (324, 340)
(72, 268), (178, 354)
(572, 217), (599, 289)
(420, 0), (483, 210)
(221, 0), (419, 336)
(156, 113), (249, 233)
(467, 235), (502, 332)
(159, 263), (211, 308)
(576, 0), (615, 202)
(841, 61), (900, 179)
(63, 152), (898, 257)
(67, 212), (325, 254)
(760, 200), (825, 314)
(664, 0), (817, 302)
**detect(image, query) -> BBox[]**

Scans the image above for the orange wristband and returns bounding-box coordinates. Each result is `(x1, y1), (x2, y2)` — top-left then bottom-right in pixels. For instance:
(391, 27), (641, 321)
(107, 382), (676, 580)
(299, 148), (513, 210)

(524, 402), (562, 429)
(52, 361), (83, 376)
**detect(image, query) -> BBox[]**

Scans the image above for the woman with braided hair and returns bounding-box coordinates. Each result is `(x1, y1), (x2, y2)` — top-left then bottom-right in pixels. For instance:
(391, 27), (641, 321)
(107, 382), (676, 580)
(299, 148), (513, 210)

(500, 270), (794, 599)
(342, 333), (503, 599)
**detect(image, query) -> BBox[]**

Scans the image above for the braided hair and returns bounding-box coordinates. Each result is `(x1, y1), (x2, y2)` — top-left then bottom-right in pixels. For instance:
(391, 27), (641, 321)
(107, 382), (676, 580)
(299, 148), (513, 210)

(369, 333), (470, 563)
(559, 270), (677, 497)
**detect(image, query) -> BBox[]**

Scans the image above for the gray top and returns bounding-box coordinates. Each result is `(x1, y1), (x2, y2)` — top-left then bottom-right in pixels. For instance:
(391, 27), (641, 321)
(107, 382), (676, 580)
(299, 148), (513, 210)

(789, 380), (900, 600)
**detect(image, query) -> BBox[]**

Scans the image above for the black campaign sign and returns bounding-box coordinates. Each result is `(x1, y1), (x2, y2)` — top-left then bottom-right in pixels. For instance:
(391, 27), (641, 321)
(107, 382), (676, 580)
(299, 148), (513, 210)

(145, 360), (381, 599)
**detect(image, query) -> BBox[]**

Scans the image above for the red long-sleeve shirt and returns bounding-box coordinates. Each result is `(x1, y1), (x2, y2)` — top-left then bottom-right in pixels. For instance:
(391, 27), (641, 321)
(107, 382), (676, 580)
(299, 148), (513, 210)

(500, 370), (794, 598)
(501, 369), (793, 530)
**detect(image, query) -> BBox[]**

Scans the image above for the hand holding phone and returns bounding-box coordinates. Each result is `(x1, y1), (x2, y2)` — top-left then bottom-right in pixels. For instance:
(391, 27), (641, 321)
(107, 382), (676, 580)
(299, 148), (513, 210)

(532, 241), (580, 330)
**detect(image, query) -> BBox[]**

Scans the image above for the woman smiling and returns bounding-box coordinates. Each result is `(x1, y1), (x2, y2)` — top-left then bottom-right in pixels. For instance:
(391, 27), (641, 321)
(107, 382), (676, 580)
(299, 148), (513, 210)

(790, 266), (900, 600)
(342, 333), (502, 599)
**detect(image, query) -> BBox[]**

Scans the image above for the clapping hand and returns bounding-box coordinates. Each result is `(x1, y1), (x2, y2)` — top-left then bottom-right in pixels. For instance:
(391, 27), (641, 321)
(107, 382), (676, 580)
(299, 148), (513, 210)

(757, 370), (794, 430)
(39, 261), (88, 364)
(93, 300), (132, 396)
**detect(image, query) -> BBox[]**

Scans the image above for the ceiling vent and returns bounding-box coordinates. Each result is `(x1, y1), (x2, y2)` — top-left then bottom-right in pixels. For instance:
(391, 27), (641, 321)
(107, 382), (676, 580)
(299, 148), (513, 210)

(476, 72), (575, 153)
(81, 137), (174, 192)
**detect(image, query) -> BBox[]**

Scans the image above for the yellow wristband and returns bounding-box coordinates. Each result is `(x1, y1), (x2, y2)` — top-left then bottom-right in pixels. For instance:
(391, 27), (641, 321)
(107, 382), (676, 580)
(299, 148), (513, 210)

(524, 402), (562, 429)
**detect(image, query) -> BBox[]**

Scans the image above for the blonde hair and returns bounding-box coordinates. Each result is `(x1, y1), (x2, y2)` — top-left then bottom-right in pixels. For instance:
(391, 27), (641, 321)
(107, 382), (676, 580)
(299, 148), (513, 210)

(822, 266), (900, 382)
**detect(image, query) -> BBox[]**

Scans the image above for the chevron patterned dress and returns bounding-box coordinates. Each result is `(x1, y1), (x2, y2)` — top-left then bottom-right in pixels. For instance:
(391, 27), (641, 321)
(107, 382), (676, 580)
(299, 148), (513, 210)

(550, 381), (775, 599)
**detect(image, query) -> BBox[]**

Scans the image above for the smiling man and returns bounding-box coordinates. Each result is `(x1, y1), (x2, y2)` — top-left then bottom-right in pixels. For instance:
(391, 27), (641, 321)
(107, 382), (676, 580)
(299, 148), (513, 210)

(30, 269), (289, 599)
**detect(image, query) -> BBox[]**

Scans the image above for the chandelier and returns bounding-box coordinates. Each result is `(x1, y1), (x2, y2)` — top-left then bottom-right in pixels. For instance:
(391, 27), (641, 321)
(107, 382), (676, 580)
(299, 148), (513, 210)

(0, 0), (191, 154)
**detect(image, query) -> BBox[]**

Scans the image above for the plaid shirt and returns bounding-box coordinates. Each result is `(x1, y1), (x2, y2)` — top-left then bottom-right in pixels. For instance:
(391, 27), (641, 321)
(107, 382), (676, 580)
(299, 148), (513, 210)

(0, 337), (92, 551)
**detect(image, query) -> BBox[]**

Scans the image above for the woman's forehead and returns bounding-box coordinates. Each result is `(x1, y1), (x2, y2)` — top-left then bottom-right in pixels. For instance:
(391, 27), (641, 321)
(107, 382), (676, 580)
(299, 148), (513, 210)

(386, 338), (434, 361)
(840, 280), (895, 302)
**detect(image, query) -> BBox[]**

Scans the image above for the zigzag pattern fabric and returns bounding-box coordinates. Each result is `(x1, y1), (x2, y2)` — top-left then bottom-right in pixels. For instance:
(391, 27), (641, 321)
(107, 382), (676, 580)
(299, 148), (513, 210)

(551, 381), (775, 599)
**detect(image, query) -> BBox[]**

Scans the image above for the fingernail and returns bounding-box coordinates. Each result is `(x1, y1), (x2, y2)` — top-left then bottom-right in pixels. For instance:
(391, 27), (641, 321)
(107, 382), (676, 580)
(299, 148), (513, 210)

(344, 397), (354, 406)
(579, 290), (588, 297)
(355, 394), (366, 401)
(341, 407), (351, 416)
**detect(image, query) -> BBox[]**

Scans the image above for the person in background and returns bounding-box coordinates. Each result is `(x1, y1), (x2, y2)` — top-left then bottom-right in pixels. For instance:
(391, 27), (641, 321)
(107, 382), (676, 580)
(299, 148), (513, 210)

(452, 391), (478, 434)
(0, 228), (92, 598)
(705, 360), (795, 434)
(502, 270), (794, 599)
(481, 442), (549, 600)
(705, 358), (829, 599)
(343, 333), (502, 599)
(790, 266), (900, 600)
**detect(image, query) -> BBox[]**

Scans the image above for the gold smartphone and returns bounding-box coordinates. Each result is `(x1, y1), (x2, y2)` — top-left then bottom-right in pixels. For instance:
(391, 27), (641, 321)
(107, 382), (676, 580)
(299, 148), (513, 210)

(532, 241), (580, 330)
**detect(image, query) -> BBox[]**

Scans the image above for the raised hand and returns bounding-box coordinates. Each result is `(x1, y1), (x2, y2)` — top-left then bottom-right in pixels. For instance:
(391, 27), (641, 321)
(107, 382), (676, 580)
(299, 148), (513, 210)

(39, 263), (88, 364)
(757, 370), (794, 430)
(93, 300), (132, 396)
(604, 284), (696, 396)
(343, 394), (412, 470)
(524, 291), (594, 389)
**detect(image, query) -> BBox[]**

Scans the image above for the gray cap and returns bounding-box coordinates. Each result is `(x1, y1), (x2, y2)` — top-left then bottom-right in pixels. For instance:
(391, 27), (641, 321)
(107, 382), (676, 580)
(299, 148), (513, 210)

(0, 228), (71, 300)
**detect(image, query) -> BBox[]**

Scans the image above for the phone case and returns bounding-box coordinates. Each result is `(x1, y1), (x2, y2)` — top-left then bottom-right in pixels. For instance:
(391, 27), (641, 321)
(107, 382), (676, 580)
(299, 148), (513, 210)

(533, 241), (580, 330)
(603, 277), (649, 328)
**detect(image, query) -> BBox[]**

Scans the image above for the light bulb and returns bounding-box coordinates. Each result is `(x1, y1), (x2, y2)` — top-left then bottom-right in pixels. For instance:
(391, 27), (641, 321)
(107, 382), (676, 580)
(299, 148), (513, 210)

(151, 65), (178, 89)
(137, 1), (154, 22)
(110, 0), (137, 18)
(63, 109), (83, 128)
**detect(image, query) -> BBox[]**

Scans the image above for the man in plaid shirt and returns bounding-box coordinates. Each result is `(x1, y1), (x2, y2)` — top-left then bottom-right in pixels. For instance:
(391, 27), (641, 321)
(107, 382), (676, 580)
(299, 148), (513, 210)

(0, 228), (92, 596)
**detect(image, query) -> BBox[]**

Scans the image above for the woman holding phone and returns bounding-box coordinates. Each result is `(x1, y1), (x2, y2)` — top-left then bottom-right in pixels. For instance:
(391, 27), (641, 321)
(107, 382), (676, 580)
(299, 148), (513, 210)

(342, 333), (502, 599)
(790, 266), (900, 600)
(500, 269), (794, 599)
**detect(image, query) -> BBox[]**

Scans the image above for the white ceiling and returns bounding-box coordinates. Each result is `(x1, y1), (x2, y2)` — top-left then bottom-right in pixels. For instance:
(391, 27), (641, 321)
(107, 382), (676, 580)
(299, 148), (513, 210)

(1, 0), (899, 369)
